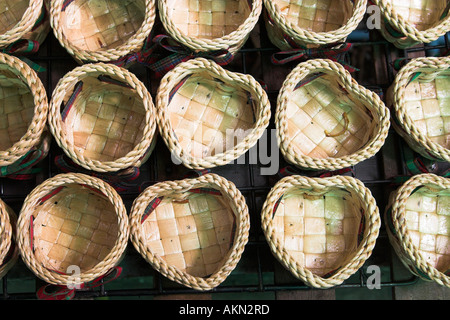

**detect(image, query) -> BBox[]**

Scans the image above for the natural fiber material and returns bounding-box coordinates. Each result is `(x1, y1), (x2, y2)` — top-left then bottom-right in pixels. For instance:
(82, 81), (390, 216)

(0, 0), (50, 50)
(158, 0), (261, 55)
(0, 52), (49, 168)
(0, 200), (18, 280)
(385, 173), (450, 288)
(49, 63), (157, 173)
(156, 57), (270, 169)
(129, 173), (249, 291)
(17, 173), (129, 286)
(374, 0), (450, 49)
(261, 174), (380, 289)
(50, 0), (156, 63)
(276, 59), (390, 171)
(387, 56), (450, 163)
(264, 0), (367, 50)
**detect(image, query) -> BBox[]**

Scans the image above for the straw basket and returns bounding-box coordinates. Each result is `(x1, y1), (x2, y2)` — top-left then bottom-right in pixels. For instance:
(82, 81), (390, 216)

(0, 52), (49, 173)
(129, 173), (249, 291)
(158, 0), (262, 56)
(385, 173), (450, 288)
(0, 0), (50, 52)
(0, 200), (19, 280)
(373, 0), (450, 49)
(48, 63), (157, 173)
(387, 56), (450, 163)
(276, 59), (390, 171)
(261, 174), (380, 289)
(50, 0), (156, 64)
(263, 0), (367, 50)
(156, 57), (271, 169)
(17, 173), (129, 287)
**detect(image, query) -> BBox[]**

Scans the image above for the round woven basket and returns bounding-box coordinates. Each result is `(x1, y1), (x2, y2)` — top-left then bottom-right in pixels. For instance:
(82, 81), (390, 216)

(0, 52), (49, 169)
(0, 200), (18, 280)
(263, 0), (367, 50)
(0, 0), (50, 51)
(129, 173), (250, 291)
(158, 0), (261, 56)
(48, 62), (157, 173)
(156, 57), (271, 169)
(373, 0), (450, 49)
(50, 0), (156, 64)
(387, 56), (450, 163)
(17, 173), (129, 287)
(276, 59), (390, 171)
(385, 173), (450, 288)
(261, 174), (380, 289)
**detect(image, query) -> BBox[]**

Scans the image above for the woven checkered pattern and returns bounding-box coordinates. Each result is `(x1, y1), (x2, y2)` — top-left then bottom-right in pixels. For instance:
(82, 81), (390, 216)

(167, 0), (251, 40)
(274, 0), (353, 33)
(403, 187), (450, 273)
(0, 0), (29, 34)
(64, 78), (147, 162)
(142, 193), (235, 278)
(0, 67), (35, 152)
(168, 75), (255, 159)
(384, 0), (448, 31)
(402, 75), (450, 150)
(32, 184), (119, 274)
(285, 75), (373, 159)
(61, 0), (146, 51)
(272, 190), (361, 277)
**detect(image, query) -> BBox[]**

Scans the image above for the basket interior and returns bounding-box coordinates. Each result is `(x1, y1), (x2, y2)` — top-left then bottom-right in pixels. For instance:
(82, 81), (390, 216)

(284, 73), (375, 159)
(273, 0), (353, 33)
(404, 185), (450, 273)
(167, 0), (251, 40)
(385, 0), (448, 31)
(272, 187), (363, 277)
(62, 75), (147, 162)
(0, 0), (29, 35)
(31, 183), (119, 274)
(141, 192), (236, 278)
(167, 73), (256, 159)
(60, 0), (146, 51)
(402, 73), (450, 150)
(0, 65), (35, 152)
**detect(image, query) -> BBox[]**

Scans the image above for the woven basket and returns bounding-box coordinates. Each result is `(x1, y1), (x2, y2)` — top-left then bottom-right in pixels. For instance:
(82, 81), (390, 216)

(387, 56), (450, 163)
(0, 52), (49, 170)
(261, 174), (380, 289)
(264, 0), (367, 50)
(50, 0), (156, 64)
(385, 173), (450, 288)
(17, 173), (129, 287)
(129, 173), (249, 291)
(0, 0), (50, 51)
(276, 59), (390, 171)
(0, 200), (18, 280)
(158, 0), (261, 56)
(156, 57), (271, 169)
(374, 0), (450, 49)
(48, 62), (157, 173)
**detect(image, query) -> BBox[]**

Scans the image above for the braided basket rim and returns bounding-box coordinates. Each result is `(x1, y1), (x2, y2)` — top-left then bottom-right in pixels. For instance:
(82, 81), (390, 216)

(373, 0), (450, 45)
(50, 0), (156, 63)
(386, 173), (450, 287)
(129, 173), (250, 291)
(155, 57), (271, 170)
(0, 202), (18, 279)
(158, 0), (262, 53)
(389, 56), (450, 162)
(260, 174), (381, 289)
(48, 62), (157, 173)
(276, 58), (391, 171)
(16, 172), (130, 286)
(263, 0), (368, 46)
